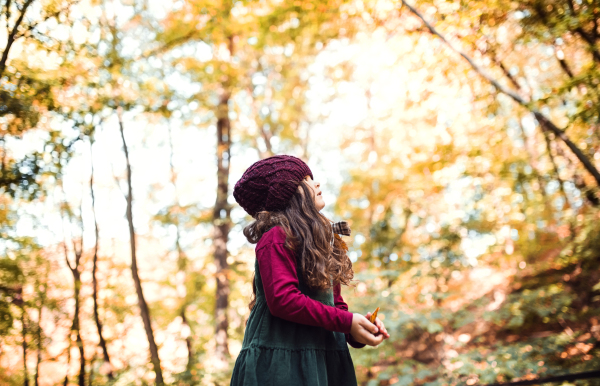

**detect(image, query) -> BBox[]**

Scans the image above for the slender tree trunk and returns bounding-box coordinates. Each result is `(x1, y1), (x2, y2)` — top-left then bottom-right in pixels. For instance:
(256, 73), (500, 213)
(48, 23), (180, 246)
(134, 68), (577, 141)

(34, 292), (44, 386)
(213, 36), (234, 366)
(63, 237), (85, 386)
(88, 138), (113, 380)
(63, 335), (71, 386)
(166, 126), (194, 371)
(62, 310), (72, 386)
(61, 208), (85, 386)
(58, 184), (79, 386)
(21, 300), (29, 386)
(180, 310), (193, 370)
(0, 0), (35, 78)
(401, 0), (600, 188)
(117, 109), (164, 385)
(73, 268), (85, 386)
(88, 353), (96, 386)
(541, 129), (572, 210)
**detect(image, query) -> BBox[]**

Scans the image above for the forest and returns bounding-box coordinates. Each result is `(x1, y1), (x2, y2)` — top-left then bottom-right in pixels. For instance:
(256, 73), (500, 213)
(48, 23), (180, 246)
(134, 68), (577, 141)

(1, 0), (599, 385)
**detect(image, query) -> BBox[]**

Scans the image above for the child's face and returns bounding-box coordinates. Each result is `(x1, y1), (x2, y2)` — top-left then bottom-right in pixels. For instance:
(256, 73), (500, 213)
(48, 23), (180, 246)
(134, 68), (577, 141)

(302, 175), (326, 211)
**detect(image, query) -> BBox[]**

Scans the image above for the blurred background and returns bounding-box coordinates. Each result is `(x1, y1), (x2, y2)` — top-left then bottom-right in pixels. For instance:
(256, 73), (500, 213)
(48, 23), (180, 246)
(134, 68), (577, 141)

(1, 0), (600, 385)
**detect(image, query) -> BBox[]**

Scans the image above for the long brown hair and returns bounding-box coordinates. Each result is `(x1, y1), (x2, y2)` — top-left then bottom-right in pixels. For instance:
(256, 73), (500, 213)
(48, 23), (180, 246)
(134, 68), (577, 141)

(244, 181), (354, 311)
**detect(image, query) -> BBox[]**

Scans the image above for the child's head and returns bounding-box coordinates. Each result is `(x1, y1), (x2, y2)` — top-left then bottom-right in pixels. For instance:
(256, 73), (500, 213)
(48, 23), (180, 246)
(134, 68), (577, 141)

(234, 155), (353, 292)
(233, 155), (316, 216)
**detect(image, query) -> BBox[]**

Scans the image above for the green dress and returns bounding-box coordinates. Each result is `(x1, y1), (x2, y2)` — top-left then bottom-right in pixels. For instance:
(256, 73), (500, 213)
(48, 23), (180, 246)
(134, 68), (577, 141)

(230, 259), (358, 386)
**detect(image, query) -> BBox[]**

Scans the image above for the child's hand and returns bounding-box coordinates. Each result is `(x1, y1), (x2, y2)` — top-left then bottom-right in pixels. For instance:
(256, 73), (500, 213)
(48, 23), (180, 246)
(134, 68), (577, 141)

(365, 311), (390, 340)
(350, 313), (385, 346)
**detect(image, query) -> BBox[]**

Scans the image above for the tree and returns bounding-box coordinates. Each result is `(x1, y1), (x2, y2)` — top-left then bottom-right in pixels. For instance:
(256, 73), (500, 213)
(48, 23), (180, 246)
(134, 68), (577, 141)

(88, 134), (113, 380)
(118, 109), (165, 385)
(328, 1), (600, 383)
(154, 0), (362, 368)
(1, 0), (74, 196)
(58, 195), (85, 386)
(400, 0), (600, 189)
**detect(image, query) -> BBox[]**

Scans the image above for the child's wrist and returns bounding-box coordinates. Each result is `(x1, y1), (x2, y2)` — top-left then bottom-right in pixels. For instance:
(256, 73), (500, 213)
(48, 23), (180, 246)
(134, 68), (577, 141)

(340, 310), (354, 334)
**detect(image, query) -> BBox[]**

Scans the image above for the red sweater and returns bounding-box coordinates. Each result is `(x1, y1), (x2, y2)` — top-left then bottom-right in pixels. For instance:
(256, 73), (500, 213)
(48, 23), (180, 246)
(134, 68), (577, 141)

(256, 227), (365, 348)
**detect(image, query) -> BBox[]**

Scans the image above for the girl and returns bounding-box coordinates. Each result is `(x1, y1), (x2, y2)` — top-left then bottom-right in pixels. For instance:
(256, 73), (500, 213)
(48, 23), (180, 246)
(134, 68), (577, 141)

(231, 155), (389, 386)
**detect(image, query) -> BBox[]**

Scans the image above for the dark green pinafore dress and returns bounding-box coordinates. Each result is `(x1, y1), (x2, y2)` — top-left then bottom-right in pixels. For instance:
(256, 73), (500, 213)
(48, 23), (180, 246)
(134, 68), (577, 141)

(230, 259), (358, 386)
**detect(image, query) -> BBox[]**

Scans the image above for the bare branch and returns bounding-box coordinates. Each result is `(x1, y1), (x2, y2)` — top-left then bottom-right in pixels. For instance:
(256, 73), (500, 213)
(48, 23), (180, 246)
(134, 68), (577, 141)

(0, 0), (35, 77)
(400, 1), (526, 104)
(400, 0), (600, 188)
(554, 46), (575, 79)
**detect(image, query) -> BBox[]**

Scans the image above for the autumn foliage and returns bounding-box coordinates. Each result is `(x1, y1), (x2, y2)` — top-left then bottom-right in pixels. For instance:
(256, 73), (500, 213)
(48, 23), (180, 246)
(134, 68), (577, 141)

(1, 0), (599, 385)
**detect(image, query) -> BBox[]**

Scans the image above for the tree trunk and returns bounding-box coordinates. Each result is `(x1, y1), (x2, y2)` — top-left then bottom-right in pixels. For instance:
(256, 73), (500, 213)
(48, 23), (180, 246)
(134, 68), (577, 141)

(34, 261), (50, 386)
(63, 238), (85, 386)
(117, 109), (164, 385)
(58, 181), (86, 386)
(21, 301), (29, 386)
(167, 126), (194, 371)
(34, 300), (42, 386)
(213, 36), (234, 366)
(88, 353), (96, 386)
(63, 336), (71, 386)
(88, 138), (113, 379)
(73, 269), (85, 386)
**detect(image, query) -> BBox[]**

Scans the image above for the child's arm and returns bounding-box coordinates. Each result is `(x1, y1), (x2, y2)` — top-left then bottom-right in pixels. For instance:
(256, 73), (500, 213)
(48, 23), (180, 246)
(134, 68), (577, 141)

(333, 284), (366, 348)
(256, 230), (383, 347)
(257, 240), (353, 333)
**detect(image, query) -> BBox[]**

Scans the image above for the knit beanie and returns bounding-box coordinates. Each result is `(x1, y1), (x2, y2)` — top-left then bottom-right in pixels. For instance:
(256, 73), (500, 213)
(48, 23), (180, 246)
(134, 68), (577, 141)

(233, 155), (314, 217)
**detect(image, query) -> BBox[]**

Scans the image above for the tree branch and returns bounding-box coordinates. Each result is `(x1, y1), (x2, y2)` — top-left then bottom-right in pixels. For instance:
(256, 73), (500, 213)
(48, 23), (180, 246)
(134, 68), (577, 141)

(554, 46), (575, 78)
(400, 0), (600, 188)
(0, 0), (35, 78)
(541, 127), (572, 209)
(400, 1), (526, 104)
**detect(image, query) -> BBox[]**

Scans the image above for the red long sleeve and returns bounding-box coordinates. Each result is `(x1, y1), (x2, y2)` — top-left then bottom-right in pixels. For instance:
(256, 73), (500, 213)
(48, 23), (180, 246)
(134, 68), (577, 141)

(256, 227), (354, 334)
(333, 283), (366, 348)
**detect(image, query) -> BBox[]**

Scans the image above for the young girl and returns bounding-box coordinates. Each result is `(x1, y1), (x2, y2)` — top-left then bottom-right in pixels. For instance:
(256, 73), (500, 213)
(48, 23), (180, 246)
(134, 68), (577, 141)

(231, 155), (389, 386)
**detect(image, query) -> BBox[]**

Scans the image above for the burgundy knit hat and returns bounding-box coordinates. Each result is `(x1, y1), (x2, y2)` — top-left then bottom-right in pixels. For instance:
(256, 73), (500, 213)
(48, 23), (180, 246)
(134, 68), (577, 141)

(233, 155), (313, 217)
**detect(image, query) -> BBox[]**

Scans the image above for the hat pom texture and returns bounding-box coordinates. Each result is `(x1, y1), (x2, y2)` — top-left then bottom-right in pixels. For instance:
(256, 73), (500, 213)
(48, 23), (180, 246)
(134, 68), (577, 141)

(233, 155), (313, 217)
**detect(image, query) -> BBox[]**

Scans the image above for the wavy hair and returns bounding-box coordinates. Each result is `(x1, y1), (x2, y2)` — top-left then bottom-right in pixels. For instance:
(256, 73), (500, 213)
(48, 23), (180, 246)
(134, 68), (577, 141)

(244, 181), (354, 311)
